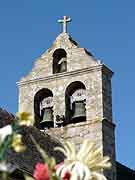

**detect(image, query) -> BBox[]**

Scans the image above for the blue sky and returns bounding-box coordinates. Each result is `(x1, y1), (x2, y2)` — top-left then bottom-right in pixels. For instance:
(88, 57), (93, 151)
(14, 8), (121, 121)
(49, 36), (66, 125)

(0, 0), (135, 169)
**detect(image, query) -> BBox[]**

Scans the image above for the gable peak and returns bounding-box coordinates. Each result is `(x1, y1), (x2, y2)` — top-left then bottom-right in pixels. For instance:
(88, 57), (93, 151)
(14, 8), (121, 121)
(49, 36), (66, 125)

(47, 32), (79, 53)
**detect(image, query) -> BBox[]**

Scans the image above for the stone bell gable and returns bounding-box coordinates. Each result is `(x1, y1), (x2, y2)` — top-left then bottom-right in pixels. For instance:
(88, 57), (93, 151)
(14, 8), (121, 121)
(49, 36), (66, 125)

(20, 33), (97, 82)
(18, 32), (113, 125)
(17, 16), (116, 180)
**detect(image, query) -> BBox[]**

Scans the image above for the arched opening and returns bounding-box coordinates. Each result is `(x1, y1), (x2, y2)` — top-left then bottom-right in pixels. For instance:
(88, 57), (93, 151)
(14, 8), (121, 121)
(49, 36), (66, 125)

(53, 49), (67, 74)
(34, 88), (54, 129)
(65, 81), (86, 124)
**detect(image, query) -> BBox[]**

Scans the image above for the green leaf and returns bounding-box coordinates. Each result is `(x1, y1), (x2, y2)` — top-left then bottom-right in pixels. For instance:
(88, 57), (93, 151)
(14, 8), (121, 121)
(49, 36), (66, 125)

(24, 175), (34, 180)
(0, 135), (12, 161)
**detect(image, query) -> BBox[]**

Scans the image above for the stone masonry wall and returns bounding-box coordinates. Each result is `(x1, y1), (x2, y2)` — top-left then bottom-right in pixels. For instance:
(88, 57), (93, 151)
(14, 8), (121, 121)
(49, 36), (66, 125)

(20, 33), (97, 82)
(18, 66), (103, 125)
(102, 71), (113, 121)
(45, 119), (116, 180)
(103, 120), (116, 180)
(18, 32), (116, 180)
(46, 119), (103, 149)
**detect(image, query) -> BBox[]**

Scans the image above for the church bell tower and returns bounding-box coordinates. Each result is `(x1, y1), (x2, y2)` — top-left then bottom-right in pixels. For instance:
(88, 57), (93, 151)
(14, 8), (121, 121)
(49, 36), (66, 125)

(18, 16), (116, 180)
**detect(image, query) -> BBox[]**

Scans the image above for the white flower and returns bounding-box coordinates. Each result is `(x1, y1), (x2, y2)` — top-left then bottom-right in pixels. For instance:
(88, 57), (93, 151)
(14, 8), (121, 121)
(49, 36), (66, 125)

(57, 161), (91, 180)
(55, 140), (111, 180)
(0, 125), (12, 143)
(0, 161), (17, 172)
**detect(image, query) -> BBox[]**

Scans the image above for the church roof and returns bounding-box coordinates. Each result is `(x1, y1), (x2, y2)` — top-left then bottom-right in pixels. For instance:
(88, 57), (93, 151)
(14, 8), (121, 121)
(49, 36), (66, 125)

(0, 107), (14, 128)
(116, 161), (135, 180)
(0, 108), (64, 176)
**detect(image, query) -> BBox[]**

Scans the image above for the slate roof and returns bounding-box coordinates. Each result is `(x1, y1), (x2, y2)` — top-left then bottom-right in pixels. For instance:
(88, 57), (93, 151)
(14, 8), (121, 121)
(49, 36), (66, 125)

(116, 161), (135, 180)
(0, 108), (14, 128)
(6, 126), (65, 175)
(0, 108), (64, 179)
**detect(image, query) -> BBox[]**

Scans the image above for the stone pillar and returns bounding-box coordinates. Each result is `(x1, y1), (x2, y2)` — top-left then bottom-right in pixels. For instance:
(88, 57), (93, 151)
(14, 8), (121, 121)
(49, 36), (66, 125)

(103, 119), (116, 180)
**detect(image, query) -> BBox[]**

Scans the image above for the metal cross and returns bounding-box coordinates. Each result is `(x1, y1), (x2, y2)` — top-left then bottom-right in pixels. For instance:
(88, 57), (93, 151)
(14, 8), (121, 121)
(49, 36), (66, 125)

(58, 16), (72, 33)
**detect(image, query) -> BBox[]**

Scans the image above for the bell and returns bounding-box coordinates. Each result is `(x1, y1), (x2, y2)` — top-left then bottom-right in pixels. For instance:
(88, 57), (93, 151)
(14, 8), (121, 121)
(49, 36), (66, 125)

(40, 107), (54, 129)
(72, 101), (86, 123)
(58, 57), (67, 73)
